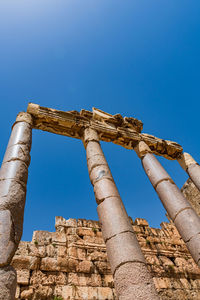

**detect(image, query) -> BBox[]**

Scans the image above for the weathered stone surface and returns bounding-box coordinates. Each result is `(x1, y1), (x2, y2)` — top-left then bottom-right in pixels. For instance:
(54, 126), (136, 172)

(11, 216), (200, 299)
(0, 114), (32, 298)
(97, 196), (134, 241)
(182, 178), (200, 216)
(0, 265), (17, 300)
(141, 151), (200, 265)
(84, 128), (158, 299)
(27, 103), (183, 159)
(0, 210), (16, 267)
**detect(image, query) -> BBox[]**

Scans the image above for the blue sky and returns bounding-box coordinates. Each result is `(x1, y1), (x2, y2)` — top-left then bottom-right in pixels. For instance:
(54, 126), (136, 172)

(0, 1), (200, 241)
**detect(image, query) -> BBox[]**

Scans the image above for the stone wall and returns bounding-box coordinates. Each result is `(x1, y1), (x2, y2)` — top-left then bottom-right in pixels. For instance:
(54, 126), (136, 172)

(12, 216), (200, 300)
(182, 178), (200, 216)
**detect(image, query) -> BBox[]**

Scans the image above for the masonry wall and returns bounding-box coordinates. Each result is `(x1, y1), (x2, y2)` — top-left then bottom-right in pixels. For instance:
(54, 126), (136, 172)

(12, 215), (200, 300)
(182, 178), (200, 216)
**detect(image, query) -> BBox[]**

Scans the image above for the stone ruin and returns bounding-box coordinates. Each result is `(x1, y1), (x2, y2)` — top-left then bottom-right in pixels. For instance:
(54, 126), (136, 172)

(1, 103), (200, 300)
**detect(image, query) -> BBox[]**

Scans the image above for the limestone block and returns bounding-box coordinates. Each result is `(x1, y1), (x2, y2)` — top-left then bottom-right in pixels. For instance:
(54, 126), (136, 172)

(144, 254), (160, 266)
(102, 274), (114, 288)
(77, 227), (95, 237)
(68, 258), (78, 272)
(40, 257), (58, 271)
(56, 272), (68, 285)
(159, 256), (174, 267)
(55, 216), (77, 228)
(52, 231), (67, 244)
(15, 241), (29, 256)
(20, 288), (33, 299)
(77, 260), (94, 273)
(171, 278), (183, 289)
(16, 269), (30, 285)
(77, 247), (86, 260)
(134, 218), (149, 227)
(12, 255), (39, 270)
(28, 244), (46, 258)
(46, 244), (57, 257)
(68, 273), (79, 285)
(57, 257), (70, 272)
(68, 246), (78, 258)
(153, 277), (172, 290)
(32, 230), (53, 246)
(15, 284), (20, 299)
(32, 285), (53, 299)
(87, 249), (107, 262)
(94, 261), (111, 274)
(86, 220), (100, 229)
(83, 235), (104, 244)
(66, 227), (77, 235)
(90, 274), (102, 287)
(54, 285), (73, 299)
(57, 245), (67, 257)
(97, 287), (114, 299)
(77, 286), (98, 300)
(180, 278), (191, 289)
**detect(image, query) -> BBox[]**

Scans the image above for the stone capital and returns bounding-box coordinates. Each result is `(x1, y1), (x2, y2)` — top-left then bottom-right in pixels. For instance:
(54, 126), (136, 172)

(178, 152), (197, 171)
(83, 127), (99, 146)
(13, 112), (33, 127)
(134, 141), (151, 158)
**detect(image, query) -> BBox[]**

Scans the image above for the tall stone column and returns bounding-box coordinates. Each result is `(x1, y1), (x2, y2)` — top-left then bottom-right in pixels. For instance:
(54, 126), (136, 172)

(178, 152), (200, 191)
(83, 128), (159, 300)
(0, 112), (33, 300)
(135, 141), (200, 267)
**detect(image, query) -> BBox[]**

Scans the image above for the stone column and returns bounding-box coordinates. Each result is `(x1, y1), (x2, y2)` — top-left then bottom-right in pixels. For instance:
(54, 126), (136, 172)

(0, 112), (33, 300)
(83, 128), (159, 300)
(178, 152), (200, 191)
(135, 141), (200, 267)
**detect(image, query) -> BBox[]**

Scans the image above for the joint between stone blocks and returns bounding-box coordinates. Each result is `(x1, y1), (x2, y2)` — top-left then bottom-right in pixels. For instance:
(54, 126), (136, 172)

(83, 127), (99, 147)
(12, 112), (33, 128)
(173, 206), (193, 223)
(113, 260), (147, 278)
(154, 177), (175, 190)
(178, 152), (197, 171)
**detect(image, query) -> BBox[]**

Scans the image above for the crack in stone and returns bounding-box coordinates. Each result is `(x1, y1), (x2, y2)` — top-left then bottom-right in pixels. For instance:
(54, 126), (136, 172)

(105, 230), (134, 243)
(185, 231), (200, 243)
(2, 158), (30, 168)
(96, 195), (120, 205)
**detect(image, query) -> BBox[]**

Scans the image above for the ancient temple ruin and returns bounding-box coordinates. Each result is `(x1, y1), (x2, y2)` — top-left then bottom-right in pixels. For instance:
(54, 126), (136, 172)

(0, 103), (200, 300)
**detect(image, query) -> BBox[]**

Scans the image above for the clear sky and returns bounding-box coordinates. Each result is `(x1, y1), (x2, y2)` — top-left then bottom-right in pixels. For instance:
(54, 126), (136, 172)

(0, 1), (200, 241)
